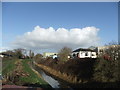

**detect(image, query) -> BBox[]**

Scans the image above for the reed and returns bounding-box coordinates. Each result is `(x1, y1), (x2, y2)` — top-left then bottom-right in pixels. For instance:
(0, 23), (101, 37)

(34, 62), (84, 84)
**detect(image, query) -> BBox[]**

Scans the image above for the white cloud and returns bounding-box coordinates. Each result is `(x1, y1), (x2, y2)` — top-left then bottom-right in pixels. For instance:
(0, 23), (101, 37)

(11, 26), (100, 51)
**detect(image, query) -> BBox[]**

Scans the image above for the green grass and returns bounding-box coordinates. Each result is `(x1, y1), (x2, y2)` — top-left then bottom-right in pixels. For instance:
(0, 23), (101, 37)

(20, 59), (51, 88)
(2, 59), (17, 75)
(2, 58), (51, 88)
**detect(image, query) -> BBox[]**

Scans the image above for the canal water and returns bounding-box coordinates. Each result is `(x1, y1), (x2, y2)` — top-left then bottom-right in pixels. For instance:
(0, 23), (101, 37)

(32, 64), (73, 89)
(32, 64), (60, 88)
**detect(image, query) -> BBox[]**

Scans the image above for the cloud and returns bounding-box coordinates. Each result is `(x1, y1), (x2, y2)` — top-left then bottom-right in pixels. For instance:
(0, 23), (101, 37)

(11, 26), (100, 51)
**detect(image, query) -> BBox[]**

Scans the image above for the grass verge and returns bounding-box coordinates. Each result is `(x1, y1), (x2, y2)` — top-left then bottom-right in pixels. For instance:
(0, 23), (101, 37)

(20, 59), (51, 88)
(2, 59), (17, 76)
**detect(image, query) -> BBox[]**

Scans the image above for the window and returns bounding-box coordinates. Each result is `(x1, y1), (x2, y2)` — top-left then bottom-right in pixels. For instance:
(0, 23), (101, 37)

(92, 54), (94, 56)
(85, 52), (88, 56)
(77, 53), (79, 57)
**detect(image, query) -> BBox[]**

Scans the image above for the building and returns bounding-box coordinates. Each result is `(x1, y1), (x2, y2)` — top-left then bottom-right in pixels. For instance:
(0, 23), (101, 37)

(52, 54), (58, 59)
(97, 45), (120, 60)
(0, 55), (4, 58)
(0, 53), (13, 58)
(43, 52), (58, 58)
(98, 45), (120, 54)
(72, 48), (97, 58)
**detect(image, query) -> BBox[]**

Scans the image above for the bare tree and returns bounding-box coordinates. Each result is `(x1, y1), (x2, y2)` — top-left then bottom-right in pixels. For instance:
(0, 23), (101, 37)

(58, 47), (72, 63)
(29, 50), (34, 59)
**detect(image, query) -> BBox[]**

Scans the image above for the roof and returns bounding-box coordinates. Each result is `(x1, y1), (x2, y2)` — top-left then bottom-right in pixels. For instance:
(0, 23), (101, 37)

(72, 48), (94, 52)
(0, 53), (13, 57)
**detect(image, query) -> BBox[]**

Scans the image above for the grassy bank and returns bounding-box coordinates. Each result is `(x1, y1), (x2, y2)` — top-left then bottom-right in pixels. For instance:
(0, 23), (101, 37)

(2, 59), (17, 76)
(2, 59), (51, 88)
(20, 59), (51, 88)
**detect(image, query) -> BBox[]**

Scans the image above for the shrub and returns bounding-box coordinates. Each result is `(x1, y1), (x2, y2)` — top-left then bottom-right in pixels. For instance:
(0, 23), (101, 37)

(93, 43), (120, 82)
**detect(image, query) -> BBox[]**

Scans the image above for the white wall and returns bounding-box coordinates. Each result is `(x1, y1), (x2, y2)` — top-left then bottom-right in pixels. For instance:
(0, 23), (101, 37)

(79, 51), (91, 58)
(72, 51), (97, 58)
(0, 55), (4, 58)
(91, 52), (97, 58)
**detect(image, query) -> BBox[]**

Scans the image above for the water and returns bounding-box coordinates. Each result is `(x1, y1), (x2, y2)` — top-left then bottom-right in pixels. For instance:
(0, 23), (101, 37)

(0, 74), (2, 80)
(33, 65), (60, 88)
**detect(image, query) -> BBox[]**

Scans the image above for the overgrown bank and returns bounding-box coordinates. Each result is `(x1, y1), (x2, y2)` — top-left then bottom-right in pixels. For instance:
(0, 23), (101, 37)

(35, 58), (96, 84)
(35, 57), (120, 88)
(2, 59), (51, 88)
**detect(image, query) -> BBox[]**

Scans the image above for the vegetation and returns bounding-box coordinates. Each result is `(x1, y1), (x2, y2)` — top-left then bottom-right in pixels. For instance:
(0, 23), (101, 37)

(93, 43), (120, 82)
(58, 47), (72, 63)
(2, 59), (17, 77)
(29, 50), (34, 59)
(35, 42), (120, 88)
(2, 41), (120, 88)
(36, 58), (96, 84)
(2, 57), (51, 88)
(19, 59), (51, 88)
(33, 54), (43, 63)
(13, 48), (24, 59)
(2, 48), (24, 59)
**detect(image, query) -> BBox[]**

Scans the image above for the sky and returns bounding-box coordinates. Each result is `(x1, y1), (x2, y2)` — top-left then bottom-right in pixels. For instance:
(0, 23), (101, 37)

(2, 2), (118, 53)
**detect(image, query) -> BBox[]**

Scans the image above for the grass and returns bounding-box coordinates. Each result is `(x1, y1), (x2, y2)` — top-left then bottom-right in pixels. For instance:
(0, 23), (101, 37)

(2, 59), (17, 75)
(20, 59), (51, 88)
(2, 58), (51, 88)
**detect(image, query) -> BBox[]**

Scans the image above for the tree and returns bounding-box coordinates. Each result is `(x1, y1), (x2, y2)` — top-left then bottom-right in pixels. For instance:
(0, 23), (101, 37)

(14, 48), (23, 59)
(88, 46), (97, 50)
(58, 47), (72, 63)
(34, 54), (43, 63)
(93, 42), (120, 82)
(29, 50), (34, 59)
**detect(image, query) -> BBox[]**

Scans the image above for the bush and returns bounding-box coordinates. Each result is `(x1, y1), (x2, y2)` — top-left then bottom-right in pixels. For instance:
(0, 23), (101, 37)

(93, 44), (120, 82)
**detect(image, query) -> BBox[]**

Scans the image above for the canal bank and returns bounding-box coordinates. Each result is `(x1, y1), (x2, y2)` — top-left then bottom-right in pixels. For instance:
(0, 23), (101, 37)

(2, 59), (52, 89)
(33, 62), (82, 83)
(32, 62), (120, 88)
(32, 62), (73, 88)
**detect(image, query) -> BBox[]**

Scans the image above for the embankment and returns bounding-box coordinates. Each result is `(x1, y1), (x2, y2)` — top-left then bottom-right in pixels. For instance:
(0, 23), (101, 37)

(34, 58), (96, 84)
(2, 59), (51, 88)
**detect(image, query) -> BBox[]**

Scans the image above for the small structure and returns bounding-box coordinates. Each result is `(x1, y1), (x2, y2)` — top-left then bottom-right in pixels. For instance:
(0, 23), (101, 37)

(72, 48), (97, 58)
(0, 53), (13, 58)
(43, 52), (58, 58)
(52, 54), (58, 59)
(0, 54), (4, 58)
